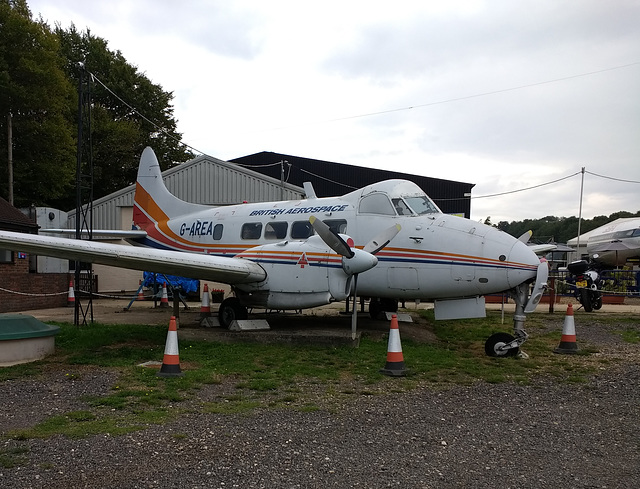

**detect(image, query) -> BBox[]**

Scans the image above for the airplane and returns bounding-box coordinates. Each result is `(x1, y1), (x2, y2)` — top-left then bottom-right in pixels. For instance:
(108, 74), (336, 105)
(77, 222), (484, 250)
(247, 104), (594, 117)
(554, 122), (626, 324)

(0, 147), (549, 357)
(585, 218), (640, 266)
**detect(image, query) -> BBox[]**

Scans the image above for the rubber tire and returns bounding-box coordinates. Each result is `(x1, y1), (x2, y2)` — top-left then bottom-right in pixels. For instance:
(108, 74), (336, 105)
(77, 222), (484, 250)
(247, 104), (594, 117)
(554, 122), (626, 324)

(380, 298), (398, 313)
(218, 297), (248, 329)
(579, 288), (593, 312)
(369, 298), (381, 319)
(485, 332), (519, 357)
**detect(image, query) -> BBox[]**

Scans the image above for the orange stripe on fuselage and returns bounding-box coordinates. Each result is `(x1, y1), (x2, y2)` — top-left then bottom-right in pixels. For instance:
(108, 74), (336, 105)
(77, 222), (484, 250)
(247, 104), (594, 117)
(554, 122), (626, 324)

(134, 183), (206, 249)
(134, 183), (170, 225)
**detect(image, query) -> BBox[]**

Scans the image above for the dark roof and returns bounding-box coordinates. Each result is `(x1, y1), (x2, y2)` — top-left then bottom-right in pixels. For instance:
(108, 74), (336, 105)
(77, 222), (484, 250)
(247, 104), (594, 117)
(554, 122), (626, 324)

(0, 197), (38, 232)
(230, 152), (475, 217)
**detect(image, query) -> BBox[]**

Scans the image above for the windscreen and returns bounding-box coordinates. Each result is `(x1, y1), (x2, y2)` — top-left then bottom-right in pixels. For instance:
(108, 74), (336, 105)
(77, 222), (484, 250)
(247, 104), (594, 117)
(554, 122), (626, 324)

(404, 196), (441, 215)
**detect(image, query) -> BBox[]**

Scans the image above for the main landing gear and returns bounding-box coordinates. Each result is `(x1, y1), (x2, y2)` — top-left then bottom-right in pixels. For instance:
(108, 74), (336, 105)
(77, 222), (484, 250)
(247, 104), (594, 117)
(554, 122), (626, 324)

(368, 297), (398, 319)
(218, 297), (248, 329)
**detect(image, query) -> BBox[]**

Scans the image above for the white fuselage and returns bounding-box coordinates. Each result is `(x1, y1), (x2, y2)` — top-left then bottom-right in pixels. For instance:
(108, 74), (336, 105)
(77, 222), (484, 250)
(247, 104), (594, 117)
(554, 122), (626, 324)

(132, 179), (540, 302)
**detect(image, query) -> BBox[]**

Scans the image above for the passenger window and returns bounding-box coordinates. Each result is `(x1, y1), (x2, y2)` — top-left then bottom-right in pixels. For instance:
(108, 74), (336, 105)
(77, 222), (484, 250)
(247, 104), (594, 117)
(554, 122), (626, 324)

(213, 224), (223, 240)
(291, 221), (314, 239)
(358, 193), (395, 215)
(324, 219), (347, 234)
(265, 221), (288, 239)
(241, 222), (262, 240)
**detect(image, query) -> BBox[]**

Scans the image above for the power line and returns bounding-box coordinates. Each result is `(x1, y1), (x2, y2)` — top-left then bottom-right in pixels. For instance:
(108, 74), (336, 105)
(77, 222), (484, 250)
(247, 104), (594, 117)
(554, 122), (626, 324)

(89, 70), (208, 157)
(442, 167), (640, 202)
(585, 170), (640, 184)
(273, 61), (640, 129)
(466, 172), (582, 200)
(88, 67), (640, 199)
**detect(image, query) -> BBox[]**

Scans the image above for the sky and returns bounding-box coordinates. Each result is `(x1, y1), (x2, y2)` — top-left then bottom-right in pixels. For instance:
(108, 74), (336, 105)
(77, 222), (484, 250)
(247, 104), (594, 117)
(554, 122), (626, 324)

(27, 0), (640, 224)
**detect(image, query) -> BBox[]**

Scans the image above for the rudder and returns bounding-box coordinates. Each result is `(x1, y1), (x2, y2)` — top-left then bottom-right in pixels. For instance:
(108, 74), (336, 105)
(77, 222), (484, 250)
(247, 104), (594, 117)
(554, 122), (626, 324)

(133, 147), (206, 228)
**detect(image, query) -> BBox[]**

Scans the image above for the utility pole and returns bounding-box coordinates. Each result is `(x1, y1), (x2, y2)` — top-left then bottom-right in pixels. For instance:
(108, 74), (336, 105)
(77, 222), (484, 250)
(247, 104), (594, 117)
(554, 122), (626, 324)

(7, 113), (12, 205)
(74, 62), (94, 326)
(280, 160), (289, 200)
(576, 167), (585, 258)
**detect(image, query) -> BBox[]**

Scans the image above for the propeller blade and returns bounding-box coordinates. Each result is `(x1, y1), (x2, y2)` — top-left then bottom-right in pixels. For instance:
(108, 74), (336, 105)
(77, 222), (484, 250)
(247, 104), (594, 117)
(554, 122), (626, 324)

(309, 216), (354, 258)
(363, 224), (402, 255)
(517, 230), (533, 244)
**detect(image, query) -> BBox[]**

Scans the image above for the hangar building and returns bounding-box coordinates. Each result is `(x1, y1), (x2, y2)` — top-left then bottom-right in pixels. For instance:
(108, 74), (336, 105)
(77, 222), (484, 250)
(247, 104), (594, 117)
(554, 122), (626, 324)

(231, 152), (474, 218)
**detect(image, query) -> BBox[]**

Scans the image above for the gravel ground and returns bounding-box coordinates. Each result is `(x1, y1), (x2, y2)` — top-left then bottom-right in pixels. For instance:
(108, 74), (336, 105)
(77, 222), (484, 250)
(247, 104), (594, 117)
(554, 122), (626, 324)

(1, 305), (639, 488)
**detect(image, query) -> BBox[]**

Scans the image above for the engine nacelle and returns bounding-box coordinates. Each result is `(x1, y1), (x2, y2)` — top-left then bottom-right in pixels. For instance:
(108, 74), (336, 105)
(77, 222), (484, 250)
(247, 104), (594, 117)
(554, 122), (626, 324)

(235, 235), (353, 309)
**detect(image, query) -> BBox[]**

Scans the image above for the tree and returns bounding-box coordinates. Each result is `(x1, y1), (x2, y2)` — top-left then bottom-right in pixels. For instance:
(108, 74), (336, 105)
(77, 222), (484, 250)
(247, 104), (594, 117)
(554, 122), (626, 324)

(498, 211), (640, 244)
(54, 25), (193, 204)
(0, 0), (75, 207)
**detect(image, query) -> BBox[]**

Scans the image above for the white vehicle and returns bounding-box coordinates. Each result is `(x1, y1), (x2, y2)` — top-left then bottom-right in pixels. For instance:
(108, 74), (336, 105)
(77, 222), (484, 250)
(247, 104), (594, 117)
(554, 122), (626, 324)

(0, 148), (548, 356)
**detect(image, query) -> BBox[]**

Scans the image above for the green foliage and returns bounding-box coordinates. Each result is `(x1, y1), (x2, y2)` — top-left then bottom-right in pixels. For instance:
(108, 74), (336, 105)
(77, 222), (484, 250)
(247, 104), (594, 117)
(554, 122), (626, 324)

(0, 2), (193, 209)
(53, 24), (193, 208)
(497, 211), (640, 243)
(0, 445), (29, 468)
(0, 0), (76, 206)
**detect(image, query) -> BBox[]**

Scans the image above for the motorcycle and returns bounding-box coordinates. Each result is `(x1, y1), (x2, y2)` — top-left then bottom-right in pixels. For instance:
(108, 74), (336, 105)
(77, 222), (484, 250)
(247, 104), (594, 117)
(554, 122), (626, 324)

(566, 259), (603, 312)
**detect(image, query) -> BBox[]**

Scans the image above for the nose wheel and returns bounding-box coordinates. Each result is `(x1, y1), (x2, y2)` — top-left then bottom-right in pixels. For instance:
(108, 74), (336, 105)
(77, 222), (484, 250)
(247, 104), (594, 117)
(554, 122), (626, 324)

(485, 332), (520, 357)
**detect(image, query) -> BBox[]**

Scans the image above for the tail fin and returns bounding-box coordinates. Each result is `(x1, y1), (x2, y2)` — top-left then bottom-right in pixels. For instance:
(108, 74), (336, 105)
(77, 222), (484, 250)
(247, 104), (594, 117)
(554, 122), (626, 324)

(133, 147), (206, 229)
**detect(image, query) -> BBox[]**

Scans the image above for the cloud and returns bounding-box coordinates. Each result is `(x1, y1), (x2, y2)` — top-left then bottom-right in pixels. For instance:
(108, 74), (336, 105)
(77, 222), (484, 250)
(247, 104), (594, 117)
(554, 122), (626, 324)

(26, 0), (640, 223)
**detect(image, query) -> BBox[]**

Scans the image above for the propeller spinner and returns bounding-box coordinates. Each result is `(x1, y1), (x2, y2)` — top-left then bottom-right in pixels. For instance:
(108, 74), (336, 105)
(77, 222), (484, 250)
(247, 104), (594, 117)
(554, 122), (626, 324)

(309, 216), (401, 339)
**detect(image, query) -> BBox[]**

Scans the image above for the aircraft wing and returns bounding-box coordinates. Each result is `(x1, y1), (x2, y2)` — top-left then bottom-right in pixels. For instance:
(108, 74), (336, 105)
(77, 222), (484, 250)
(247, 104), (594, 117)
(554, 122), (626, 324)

(39, 229), (148, 239)
(0, 230), (266, 284)
(528, 243), (557, 254)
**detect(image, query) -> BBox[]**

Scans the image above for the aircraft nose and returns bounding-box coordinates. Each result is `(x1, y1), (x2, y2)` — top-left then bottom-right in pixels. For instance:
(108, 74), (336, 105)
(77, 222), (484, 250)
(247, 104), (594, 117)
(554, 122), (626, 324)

(506, 239), (540, 288)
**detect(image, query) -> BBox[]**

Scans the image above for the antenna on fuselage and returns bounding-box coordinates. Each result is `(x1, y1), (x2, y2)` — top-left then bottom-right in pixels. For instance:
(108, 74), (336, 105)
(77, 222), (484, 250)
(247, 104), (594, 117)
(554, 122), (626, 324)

(303, 182), (317, 199)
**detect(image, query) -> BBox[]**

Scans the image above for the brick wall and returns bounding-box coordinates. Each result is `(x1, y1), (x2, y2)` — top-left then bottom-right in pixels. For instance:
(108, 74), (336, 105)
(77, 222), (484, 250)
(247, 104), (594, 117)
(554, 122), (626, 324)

(0, 257), (71, 313)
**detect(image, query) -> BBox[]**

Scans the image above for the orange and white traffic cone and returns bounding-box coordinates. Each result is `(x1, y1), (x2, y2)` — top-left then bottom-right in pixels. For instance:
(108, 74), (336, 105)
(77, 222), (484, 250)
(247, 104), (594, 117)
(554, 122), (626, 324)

(554, 303), (579, 354)
(157, 316), (183, 377)
(137, 280), (145, 301)
(380, 314), (408, 377)
(159, 282), (169, 308)
(67, 281), (75, 307)
(200, 283), (211, 318)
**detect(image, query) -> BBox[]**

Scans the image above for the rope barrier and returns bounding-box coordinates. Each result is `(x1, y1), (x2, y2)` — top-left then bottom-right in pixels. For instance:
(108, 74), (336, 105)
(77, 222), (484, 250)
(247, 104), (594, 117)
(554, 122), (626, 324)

(0, 287), (68, 297)
(553, 279), (636, 296)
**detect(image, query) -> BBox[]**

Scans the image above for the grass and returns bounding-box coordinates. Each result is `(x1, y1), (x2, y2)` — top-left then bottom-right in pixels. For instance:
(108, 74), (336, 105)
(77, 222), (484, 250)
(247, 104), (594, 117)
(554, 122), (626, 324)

(0, 446), (29, 469)
(1, 310), (631, 442)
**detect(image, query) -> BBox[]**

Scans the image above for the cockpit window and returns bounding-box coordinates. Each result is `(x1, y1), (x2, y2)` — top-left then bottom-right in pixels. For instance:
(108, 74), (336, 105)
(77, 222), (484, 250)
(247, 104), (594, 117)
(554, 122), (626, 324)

(404, 196), (440, 215)
(358, 193), (396, 216)
(392, 198), (412, 216)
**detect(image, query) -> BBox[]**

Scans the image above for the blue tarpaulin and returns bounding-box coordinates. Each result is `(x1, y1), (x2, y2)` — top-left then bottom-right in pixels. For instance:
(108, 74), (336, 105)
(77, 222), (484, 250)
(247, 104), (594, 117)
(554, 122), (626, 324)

(142, 272), (199, 294)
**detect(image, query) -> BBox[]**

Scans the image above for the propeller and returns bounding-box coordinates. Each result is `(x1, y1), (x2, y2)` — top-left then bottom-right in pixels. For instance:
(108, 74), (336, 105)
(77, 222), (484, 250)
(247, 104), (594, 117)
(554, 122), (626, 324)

(309, 216), (401, 339)
(517, 230), (533, 244)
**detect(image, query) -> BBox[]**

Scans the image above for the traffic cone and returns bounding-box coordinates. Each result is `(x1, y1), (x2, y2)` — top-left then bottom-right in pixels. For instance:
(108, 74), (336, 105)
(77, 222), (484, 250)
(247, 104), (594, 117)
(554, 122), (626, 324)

(67, 281), (75, 307)
(159, 282), (169, 307)
(137, 280), (145, 301)
(157, 316), (183, 377)
(554, 303), (579, 354)
(200, 283), (211, 318)
(380, 314), (408, 377)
